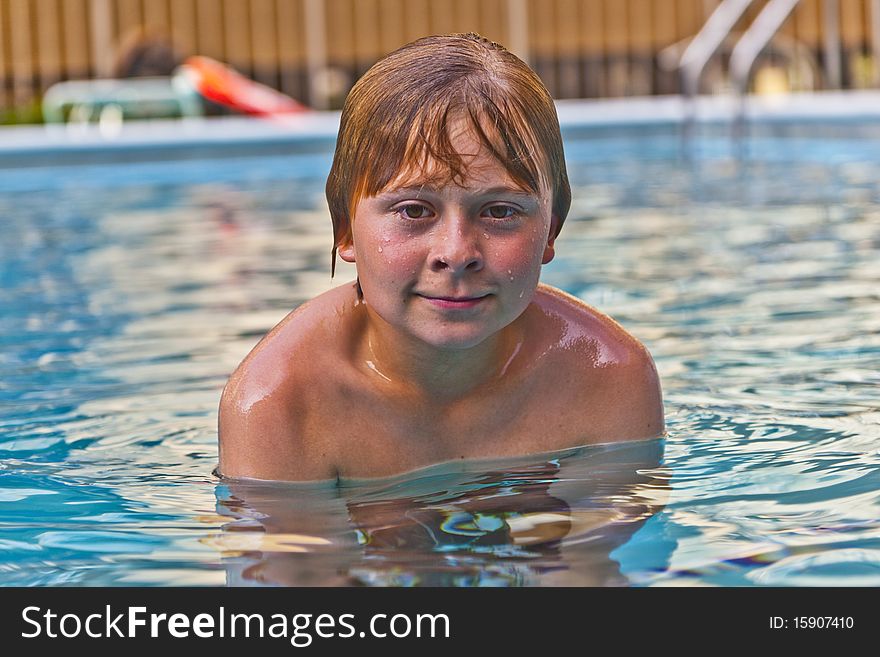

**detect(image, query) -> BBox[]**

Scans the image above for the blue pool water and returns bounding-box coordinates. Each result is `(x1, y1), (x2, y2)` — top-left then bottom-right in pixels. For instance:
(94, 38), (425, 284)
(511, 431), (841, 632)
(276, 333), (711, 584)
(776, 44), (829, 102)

(1, 115), (879, 586)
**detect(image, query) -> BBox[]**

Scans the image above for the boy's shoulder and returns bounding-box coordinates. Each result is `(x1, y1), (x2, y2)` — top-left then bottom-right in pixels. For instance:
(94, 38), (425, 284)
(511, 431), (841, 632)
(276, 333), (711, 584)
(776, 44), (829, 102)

(531, 283), (649, 363)
(224, 282), (356, 395)
(217, 283), (359, 481)
(529, 284), (664, 443)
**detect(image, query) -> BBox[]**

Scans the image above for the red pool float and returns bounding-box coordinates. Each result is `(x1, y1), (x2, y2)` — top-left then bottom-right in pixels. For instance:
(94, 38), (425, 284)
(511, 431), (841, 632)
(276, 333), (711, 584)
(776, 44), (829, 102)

(179, 55), (309, 116)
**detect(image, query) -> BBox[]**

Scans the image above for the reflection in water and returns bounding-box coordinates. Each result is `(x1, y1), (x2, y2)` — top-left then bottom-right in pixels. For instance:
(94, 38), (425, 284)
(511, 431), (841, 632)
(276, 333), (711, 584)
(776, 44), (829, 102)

(3, 132), (879, 585)
(212, 440), (670, 586)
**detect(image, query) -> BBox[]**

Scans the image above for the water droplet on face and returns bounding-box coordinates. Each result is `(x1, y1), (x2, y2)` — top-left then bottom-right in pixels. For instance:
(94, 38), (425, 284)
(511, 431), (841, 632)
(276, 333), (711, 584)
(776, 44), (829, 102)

(378, 246), (383, 253)
(483, 233), (489, 239)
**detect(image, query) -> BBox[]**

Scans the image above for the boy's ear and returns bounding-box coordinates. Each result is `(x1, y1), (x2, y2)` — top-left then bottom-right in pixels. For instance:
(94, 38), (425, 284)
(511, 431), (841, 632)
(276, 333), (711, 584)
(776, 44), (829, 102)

(337, 238), (356, 263)
(541, 214), (560, 265)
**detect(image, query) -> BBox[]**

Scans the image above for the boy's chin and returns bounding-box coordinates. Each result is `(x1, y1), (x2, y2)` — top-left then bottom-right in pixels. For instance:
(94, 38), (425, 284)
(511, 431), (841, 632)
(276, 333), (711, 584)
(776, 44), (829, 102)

(412, 328), (498, 351)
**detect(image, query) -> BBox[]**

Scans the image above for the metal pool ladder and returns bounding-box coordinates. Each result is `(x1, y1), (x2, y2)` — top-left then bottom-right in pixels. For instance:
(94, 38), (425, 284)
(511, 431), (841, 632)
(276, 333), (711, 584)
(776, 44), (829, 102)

(678, 0), (802, 152)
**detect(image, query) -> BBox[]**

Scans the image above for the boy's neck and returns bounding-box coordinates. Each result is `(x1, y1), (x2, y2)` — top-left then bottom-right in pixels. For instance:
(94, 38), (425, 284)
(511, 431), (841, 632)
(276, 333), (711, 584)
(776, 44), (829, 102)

(357, 311), (526, 405)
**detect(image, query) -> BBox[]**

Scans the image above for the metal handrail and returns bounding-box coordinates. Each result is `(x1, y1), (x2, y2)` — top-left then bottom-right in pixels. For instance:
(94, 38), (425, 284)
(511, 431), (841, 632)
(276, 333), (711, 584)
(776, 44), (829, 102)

(679, 0), (754, 99)
(730, 0), (802, 96)
(728, 0), (802, 154)
(679, 0), (810, 159)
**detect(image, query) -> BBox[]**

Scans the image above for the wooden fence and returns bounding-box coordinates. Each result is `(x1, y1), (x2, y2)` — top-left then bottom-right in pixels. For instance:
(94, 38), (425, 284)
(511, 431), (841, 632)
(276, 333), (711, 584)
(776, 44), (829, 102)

(1, 0), (879, 114)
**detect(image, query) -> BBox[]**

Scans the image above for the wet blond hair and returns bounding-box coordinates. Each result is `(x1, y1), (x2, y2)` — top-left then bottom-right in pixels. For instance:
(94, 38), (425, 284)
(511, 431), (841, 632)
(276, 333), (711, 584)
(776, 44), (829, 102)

(325, 32), (571, 280)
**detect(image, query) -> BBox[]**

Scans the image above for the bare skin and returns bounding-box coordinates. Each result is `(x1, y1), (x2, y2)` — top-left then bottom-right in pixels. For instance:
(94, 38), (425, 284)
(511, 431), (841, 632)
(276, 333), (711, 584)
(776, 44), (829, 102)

(218, 123), (664, 482)
(218, 281), (664, 481)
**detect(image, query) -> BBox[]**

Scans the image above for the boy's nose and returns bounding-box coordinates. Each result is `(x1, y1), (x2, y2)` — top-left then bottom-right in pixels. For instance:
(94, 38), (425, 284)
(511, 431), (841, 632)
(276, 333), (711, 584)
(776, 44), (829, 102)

(429, 219), (484, 274)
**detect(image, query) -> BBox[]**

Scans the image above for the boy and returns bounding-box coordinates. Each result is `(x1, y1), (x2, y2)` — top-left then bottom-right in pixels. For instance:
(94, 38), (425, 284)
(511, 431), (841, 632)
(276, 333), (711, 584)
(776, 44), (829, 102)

(218, 33), (664, 482)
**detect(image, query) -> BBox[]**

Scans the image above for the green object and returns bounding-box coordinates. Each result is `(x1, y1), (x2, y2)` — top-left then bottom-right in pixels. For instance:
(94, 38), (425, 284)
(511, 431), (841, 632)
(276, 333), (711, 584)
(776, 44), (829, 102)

(41, 74), (203, 124)
(0, 100), (43, 125)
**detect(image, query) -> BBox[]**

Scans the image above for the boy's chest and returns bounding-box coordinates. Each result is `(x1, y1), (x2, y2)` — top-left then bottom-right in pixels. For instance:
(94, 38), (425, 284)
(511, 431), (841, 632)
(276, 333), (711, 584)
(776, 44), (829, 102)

(313, 369), (595, 478)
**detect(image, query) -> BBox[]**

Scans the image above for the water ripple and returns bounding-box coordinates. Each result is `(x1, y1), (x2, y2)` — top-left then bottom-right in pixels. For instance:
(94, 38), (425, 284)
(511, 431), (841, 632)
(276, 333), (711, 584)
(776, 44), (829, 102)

(2, 129), (879, 585)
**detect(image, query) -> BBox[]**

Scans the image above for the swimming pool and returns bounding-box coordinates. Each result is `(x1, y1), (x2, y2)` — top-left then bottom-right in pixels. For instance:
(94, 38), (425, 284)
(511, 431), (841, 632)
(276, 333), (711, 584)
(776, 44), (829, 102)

(1, 94), (879, 586)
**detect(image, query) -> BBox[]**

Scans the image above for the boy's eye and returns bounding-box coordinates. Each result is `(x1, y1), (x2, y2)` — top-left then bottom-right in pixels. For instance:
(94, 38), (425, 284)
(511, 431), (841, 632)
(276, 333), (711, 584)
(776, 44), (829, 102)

(486, 205), (516, 219)
(397, 204), (432, 219)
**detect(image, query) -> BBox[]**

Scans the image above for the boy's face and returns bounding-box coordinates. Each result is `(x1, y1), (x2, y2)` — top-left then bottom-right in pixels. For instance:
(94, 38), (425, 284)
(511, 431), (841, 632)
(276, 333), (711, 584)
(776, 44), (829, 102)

(338, 120), (558, 350)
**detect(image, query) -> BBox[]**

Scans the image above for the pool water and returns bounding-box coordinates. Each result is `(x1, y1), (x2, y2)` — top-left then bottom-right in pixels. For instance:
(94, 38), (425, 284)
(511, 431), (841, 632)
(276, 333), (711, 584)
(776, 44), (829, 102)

(1, 121), (879, 586)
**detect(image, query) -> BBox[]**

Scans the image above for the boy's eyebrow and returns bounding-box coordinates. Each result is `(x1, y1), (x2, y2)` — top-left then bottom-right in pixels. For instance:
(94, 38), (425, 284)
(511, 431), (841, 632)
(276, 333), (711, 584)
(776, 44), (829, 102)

(377, 184), (537, 198)
(471, 186), (538, 198)
(376, 185), (435, 197)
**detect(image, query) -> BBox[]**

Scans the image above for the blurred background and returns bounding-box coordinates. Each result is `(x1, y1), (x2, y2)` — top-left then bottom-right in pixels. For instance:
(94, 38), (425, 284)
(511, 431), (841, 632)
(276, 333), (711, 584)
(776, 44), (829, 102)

(1, 0), (879, 122)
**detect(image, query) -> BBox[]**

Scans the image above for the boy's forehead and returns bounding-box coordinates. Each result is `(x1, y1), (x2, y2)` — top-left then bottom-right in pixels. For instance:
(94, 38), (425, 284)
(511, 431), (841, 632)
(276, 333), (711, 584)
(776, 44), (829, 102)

(382, 140), (549, 198)
(381, 154), (529, 195)
(365, 112), (551, 200)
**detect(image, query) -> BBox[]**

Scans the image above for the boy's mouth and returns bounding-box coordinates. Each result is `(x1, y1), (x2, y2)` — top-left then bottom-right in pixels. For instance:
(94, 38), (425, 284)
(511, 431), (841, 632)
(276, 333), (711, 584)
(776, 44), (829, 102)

(416, 293), (489, 309)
